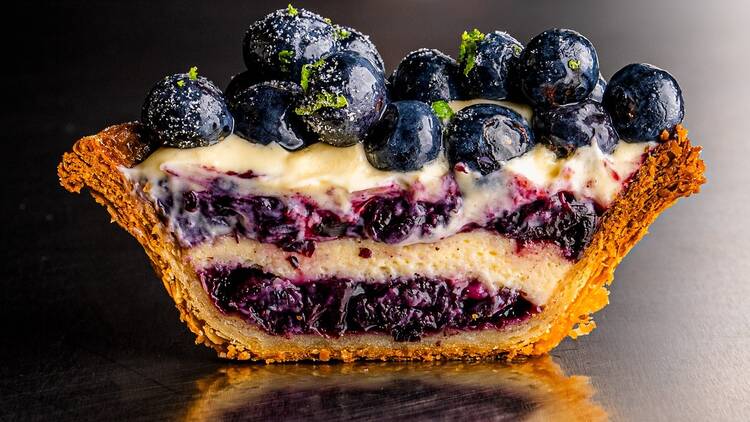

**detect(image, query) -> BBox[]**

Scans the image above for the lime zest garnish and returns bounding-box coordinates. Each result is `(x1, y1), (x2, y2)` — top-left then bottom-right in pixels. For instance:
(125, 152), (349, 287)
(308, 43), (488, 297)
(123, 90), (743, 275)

(287, 4), (298, 16)
(188, 66), (199, 80)
(459, 28), (485, 76)
(431, 100), (455, 121)
(278, 50), (294, 71)
(335, 26), (351, 40)
(323, 17), (332, 25)
(176, 80), (185, 87)
(294, 91), (348, 115)
(512, 44), (522, 57)
(568, 59), (581, 70)
(300, 58), (325, 92)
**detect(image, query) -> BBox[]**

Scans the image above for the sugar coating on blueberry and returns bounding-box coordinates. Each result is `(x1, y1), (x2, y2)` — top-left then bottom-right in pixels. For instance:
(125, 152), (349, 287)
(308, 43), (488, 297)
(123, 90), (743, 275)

(518, 28), (599, 108)
(533, 100), (619, 157)
(242, 7), (339, 82)
(228, 80), (313, 151)
(141, 70), (234, 149)
(390, 48), (465, 103)
(603, 63), (684, 141)
(364, 101), (442, 172)
(295, 51), (388, 147)
(460, 29), (524, 101)
(445, 104), (535, 175)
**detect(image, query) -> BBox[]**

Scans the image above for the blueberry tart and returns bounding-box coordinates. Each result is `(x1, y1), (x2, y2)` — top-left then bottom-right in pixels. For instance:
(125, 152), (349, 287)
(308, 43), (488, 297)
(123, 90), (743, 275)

(59, 8), (705, 362)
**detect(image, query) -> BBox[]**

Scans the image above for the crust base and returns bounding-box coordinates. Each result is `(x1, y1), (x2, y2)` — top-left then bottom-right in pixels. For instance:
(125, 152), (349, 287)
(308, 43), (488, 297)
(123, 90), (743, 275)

(58, 123), (705, 362)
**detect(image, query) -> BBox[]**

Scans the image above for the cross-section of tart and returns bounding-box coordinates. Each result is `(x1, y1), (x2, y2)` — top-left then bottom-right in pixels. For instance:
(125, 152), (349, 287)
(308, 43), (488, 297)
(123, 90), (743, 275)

(58, 6), (705, 362)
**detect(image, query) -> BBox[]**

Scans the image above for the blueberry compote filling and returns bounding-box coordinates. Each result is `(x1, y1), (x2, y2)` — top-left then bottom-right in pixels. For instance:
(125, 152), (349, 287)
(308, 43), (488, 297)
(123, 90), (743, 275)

(150, 175), (462, 255)
(200, 266), (539, 341)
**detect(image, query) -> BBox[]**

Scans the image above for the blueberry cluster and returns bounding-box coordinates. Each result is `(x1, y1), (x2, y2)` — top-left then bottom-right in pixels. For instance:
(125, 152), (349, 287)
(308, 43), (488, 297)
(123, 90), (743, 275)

(201, 266), (536, 341)
(141, 6), (685, 173)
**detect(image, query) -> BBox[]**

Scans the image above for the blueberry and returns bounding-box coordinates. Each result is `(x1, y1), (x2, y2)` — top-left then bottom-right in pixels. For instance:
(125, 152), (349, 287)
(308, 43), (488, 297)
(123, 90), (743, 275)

(242, 6), (338, 82)
(445, 104), (535, 175)
(364, 101), (442, 171)
(533, 100), (619, 157)
(362, 197), (422, 243)
(224, 71), (265, 102)
(459, 29), (524, 100)
(228, 81), (314, 151)
(518, 29), (599, 108)
(589, 74), (606, 102)
(603, 63), (684, 141)
(390, 49), (464, 103)
(336, 26), (385, 73)
(295, 51), (388, 147)
(141, 69), (234, 148)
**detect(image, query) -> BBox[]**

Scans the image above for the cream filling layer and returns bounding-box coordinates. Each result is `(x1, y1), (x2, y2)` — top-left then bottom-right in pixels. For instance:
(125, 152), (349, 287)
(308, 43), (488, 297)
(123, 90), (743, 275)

(187, 230), (572, 306)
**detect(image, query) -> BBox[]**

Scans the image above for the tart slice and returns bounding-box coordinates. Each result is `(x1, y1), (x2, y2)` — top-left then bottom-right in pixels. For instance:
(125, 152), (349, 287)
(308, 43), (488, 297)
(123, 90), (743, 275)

(59, 7), (705, 362)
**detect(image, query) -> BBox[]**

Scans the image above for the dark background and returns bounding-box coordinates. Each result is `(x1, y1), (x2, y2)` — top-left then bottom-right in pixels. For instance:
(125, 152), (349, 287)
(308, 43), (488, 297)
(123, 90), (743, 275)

(3, 1), (749, 420)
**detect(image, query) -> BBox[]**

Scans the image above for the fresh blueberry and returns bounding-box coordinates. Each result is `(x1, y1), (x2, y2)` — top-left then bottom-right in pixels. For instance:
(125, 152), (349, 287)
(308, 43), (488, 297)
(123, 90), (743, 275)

(459, 29), (524, 100)
(224, 71), (265, 103)
(589, 74), (606, 102)
(294, 51), (388, 147)
(141, 69), (234, 148)
(445, 104), (535, 175)
(242, 6), (338, 82)
(603, 63), (684, 141)
(533, 100), (619, 157)
(518, 29), (599, 108)
(336, 26), (386, 73)
(228, 81), (314, 151)
(390, 49), (465, 103)
(364, 101), (442, 171)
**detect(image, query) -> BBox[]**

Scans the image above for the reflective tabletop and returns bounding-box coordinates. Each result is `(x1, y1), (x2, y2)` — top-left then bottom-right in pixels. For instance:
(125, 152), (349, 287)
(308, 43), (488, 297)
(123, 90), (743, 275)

(2, 0), (749, 420)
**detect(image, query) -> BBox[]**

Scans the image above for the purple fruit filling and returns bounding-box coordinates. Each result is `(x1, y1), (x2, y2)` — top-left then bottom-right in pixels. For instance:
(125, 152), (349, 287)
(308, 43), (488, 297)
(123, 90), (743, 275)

(145, 170), (603, 260)
(199, 266), (540, 342)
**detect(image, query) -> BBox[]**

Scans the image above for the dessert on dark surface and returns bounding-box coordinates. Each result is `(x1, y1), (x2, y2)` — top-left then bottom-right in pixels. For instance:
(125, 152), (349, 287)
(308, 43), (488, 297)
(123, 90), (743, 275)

(59, 5), (705, 361)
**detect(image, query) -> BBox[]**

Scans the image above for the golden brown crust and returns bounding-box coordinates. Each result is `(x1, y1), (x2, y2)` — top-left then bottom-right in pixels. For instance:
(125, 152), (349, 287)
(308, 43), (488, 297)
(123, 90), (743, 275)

(58, 123), (705, 362)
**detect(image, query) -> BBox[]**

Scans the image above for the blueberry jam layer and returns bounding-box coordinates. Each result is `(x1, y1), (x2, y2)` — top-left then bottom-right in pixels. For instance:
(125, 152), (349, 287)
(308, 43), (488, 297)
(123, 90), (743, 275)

(150, 175), (461, 255)
(146, 173), (600, 259)
(200, 266), (540, 342)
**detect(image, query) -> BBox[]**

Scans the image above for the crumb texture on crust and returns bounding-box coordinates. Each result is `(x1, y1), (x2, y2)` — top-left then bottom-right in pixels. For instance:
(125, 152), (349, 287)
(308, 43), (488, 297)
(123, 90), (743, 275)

(58, 123), (705, 362)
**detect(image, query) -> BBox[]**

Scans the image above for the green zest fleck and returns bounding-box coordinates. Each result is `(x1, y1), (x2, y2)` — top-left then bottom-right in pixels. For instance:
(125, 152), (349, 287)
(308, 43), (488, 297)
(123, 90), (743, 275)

(176, 80), (185, 87)
(294, 91), (348, 115)
(459, 28), (485, 76)
(335, 26), (351, 40)
(188, 66), (199, 80)
(512, 44), (522, 57)
(431, 100), (454, 121)
(568, 59), (581, 71)
(278, 50), (294, 71)
(287, 4), (298, 16)
(299, 58), (325, 92)
(323, 17), (332, 25)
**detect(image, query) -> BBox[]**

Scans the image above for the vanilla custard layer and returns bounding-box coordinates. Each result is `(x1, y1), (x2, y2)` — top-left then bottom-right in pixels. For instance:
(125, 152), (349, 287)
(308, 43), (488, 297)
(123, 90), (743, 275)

(187, 231), (571, 305)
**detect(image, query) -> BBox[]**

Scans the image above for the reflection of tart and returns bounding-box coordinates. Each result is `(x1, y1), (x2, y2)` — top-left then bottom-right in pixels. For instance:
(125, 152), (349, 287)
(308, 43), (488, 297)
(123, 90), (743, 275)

(184, 357), (607, 421)
(59, 6), (704, 361)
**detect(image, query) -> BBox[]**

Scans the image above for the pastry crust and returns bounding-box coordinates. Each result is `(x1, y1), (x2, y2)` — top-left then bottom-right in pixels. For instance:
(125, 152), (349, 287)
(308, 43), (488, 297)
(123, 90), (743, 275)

(58, 123), (705, 362)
